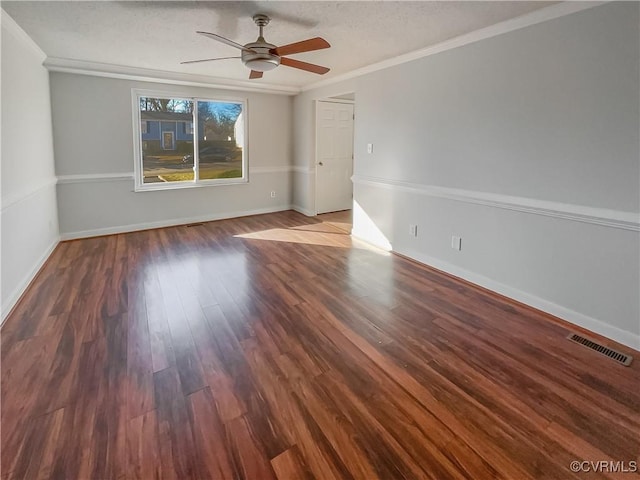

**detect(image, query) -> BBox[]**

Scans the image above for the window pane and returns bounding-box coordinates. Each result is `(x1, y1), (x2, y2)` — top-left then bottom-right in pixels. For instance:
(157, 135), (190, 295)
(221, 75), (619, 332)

(197, 100), (243, 180)
(139, 97), (194, 183)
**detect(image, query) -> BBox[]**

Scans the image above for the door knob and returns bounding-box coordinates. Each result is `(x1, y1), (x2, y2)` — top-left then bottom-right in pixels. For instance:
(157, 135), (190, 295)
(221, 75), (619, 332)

(318, 161), (324, 166)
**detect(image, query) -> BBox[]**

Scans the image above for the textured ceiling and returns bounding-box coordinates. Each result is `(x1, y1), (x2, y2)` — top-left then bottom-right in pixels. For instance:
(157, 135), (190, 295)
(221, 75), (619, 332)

(3, 1), (556, 88)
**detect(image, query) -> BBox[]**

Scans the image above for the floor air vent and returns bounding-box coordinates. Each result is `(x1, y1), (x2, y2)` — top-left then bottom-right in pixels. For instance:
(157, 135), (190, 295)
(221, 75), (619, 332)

(567, 333), (632, 366)
(186, 223), (204, 227)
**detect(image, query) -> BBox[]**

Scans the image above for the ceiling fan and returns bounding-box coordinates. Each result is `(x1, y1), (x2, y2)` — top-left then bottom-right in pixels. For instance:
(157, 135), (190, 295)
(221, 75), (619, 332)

(181, 14), (331, 79)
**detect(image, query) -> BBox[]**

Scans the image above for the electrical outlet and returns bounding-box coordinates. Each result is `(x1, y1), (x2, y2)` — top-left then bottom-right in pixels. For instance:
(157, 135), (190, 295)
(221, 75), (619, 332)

(270, 191), (276, 198)
(451, 236), (462, 251)
(409, 224), (418, 237)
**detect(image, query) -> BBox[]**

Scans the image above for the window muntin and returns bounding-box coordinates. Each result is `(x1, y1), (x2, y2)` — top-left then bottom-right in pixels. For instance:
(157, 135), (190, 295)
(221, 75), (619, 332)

(134, 91), (246, 190)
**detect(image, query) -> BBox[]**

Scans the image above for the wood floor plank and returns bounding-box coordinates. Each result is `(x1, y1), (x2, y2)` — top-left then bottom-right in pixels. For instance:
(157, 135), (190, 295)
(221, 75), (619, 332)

(271, 446), (316, 480)
(89, 311), (129, 479)
(242, 337), (353, 480)
(153, 367), (198, 479)
(6, 407), (64, 480)
(2, 209), (638, 479)
(49, 339), (105, 479)
(143, 262), (177, 373)
(183, 302), (246, 422)
(314, 370), (433, 480)
(35, 407), (66, 480)
(126, 276), (155, 420)
(1, 334), (59, 473)
(127, 410), (162, 480)
(225, 416), (277, 480)
(186, 387), (236, 479)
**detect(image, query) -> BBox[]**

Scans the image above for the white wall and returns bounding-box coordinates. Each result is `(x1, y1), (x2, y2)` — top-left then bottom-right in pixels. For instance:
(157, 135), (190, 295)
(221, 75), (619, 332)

(50, 73), (293, 238)
(1, 11), (59, 320)
(294, 3), (640, 348)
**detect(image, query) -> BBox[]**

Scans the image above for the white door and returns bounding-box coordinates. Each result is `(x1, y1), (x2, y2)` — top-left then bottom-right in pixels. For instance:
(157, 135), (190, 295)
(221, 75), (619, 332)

(315, 101), (354, 214)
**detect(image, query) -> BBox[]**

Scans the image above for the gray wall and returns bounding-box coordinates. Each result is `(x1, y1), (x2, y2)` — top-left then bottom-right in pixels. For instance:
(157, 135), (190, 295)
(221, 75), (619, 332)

(1, 11), (59, 319)
(294, 3), (640, 348)
(51, 73), (294, 238)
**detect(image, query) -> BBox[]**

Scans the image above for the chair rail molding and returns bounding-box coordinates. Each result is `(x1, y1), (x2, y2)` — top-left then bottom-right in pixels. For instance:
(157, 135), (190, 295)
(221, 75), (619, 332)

(57, 166), (294, 185)
(1, 178), (57, 212)
(352, 175), (640, 232)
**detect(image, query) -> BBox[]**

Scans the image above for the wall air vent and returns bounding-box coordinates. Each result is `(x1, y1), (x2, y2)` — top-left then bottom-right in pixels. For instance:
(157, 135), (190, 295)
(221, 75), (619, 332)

(567, 333), (632, 366)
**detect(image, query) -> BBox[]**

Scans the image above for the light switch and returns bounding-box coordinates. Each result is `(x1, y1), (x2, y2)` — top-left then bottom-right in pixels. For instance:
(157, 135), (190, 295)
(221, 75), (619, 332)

(367, 143), (373, 154)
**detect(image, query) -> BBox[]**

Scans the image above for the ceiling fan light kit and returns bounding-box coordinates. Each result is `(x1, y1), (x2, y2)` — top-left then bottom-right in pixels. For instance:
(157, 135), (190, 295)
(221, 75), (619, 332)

(182, 13), (330, 79)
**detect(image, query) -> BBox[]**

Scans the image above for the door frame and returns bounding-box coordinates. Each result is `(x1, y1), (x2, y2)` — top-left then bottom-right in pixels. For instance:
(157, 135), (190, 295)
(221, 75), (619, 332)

(162, 130), (175, 150)
(314, 98), (356, 215)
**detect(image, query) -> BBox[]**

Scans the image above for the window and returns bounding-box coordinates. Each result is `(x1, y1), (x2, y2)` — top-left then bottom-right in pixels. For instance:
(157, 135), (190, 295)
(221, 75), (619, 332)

(133, 90), (247, 190)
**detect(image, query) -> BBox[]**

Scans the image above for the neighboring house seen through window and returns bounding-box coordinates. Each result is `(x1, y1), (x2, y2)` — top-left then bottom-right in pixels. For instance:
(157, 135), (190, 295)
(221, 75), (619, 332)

(133, 91), (246, 190)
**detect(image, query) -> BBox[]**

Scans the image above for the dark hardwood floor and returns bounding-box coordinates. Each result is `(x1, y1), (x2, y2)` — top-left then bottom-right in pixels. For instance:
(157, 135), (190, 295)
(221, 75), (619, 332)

(1, 210), (638, 479)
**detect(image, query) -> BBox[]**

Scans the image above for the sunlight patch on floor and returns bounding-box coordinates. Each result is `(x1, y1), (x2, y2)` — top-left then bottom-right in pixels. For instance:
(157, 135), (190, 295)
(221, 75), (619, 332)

(289, 223), (347, 234)
(236, 221), (386, 253)
(236, 226), (353, 248)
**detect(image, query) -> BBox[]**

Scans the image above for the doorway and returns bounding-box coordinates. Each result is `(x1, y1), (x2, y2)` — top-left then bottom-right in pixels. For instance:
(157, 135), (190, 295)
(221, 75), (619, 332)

(315, 99), (355, 215)
(162, 130), (175, 150)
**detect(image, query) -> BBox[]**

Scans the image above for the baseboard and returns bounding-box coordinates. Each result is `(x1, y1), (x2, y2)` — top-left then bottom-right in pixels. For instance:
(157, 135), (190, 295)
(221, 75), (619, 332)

(1, 237), (60, 325)
(59, 205), (292, 240)
(398, 247), (640, 351)
(291, 204), (316, 217)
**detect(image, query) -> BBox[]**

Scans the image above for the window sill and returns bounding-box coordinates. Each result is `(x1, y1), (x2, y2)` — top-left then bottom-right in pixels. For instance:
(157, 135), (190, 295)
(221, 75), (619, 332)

(134, 178), (249, 192)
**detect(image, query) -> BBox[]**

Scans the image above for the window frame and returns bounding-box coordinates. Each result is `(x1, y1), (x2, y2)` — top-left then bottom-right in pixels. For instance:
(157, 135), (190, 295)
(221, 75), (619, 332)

(132, 88), (248, 192)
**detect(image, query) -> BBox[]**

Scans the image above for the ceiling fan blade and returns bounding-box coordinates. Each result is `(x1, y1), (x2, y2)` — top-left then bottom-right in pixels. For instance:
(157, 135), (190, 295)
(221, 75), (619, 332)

(249, 70), (264, 79)
(271, 37), (330, 56)
(181, 56), (240, 65)
(196, 31), (255, 52)
(280, 57), (330, 75)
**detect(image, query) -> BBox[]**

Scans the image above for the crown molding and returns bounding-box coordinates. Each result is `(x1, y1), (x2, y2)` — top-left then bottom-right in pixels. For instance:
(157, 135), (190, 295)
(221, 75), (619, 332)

(43, 57), (301, 96)
(303, 1), (608, 92)
(352, 175), (640, 232)
(25, 2), (607, 97)
(1, 8), (46, 61)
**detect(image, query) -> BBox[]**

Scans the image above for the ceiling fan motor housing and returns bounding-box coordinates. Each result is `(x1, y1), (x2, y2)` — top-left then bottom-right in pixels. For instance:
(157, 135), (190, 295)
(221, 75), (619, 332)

(186, 13), (329, 77)
(242, 39), (280, 72)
